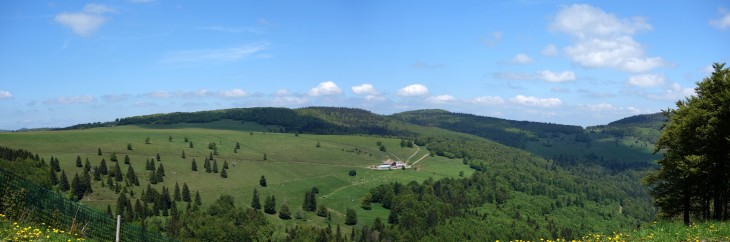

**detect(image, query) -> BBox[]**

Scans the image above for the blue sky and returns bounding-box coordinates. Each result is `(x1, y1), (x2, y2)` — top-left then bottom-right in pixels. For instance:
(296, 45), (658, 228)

(1, 1), (729, 130)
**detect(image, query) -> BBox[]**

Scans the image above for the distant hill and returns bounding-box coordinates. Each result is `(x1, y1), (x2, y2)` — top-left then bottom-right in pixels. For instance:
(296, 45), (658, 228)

(392, 109), (664, 170)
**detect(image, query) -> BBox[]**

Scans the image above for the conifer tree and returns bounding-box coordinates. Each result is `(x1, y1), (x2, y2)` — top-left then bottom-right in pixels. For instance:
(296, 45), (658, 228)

(191, 158), (197, 171)
(127, 143), (133, 151)
(189, 142), (193, 148)
(236, 142), (240, 149)
(84, 158), (91, 172)
(48, 167), (58, 186)
(345, 208), (357, 225)
(223, 160), (228, 169)
(181, 150), (185, 159)
(260, 175), (267, 187)
(124, 155), (130, 165)
(279, 203), (291, 219)
(71, 173), (83, 200)
(113, 162), (123, 182)
(82, 170), (92, 194)
(158, 163), (165, 176)
(156, 153), (161, 162)
(59, 170), (70, 192)
(316, 204), (328, 217)
(107, 204), (113, 218)
(100, 159), (108, 175)
(195, 191), (202, 206)
(264, 195), (276, 214)
(149, 165), (158, 184)
(156, 166), (165, 183)
(127, 165), (139, 186)
(213, 160), (218, 173)
(220, 168), (227, 178)
(174, 182), (181, 201)
(76, 156), (82, 167)
(182, 183), (191, 202)
(251, 188), (261, 210)
(98, 147), (102, 156)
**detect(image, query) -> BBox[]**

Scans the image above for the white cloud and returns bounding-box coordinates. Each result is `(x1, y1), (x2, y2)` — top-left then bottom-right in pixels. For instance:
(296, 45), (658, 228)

(146, 91), (172, 98)
(627, 74), (665, 87)
(102, 94), (130, 102)
(274, 96), (307, 105)
(426, 95), (456, 104)
(161, 43), (269, 64)
(551, 4), (663, 72)
(351, 84), (379, 95)
(397, 84), (429, 97)
(511, 54), (534, 64)
(308, 81), (342, 97)
(579, 103), (614, 111)
(55, 4), (115, 36)
(541, 44), (558, 57)
(275, 89), (292, 96)
(495, 70), (576, 82)
(482, 31), (502, 47)
(537, 70), (576, 82)
(710, 7), (730, 30)
(550, 87), (570, 93)
(627, 106), (642, 114)
(44, 95), (97, 105)
(648, 83), (695, 100)
(0, 91), (13, 99)
(180, 89), (210, 98)
(510, 95), (562, 108)
(218, 89), (248, 98)
(470, 96), (505, 105)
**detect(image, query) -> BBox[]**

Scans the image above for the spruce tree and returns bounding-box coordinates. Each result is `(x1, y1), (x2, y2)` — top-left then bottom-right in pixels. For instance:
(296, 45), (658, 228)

(98, 147), (102, 156)
(189, 142), (193, 148)
(100, 159), (108, 175)
(49, 167), (58, 186)
(127, 143), (133, 151)
(345, 208), (357, 225)
(174, 182), (181, 201)
(182, 150), (185, 159)
(127, 165), (139, 186)
(191, 158), (197, 171)
(59, 170), (70, 192)
(213, 160), (218, 173)
(82, 171), (92, 194)
(260, 175), (267, 187)
(158, 163), (165, 176)
(113, 162), (123, 182)
(279, 204), (291, 219)
(182, 183), (191, 202)
(71, 173), (83, 200)
(220, 168), (227, 178)
(149, 165), (158, 184)
(223, 160), (228, 169)
(264, 195), (276, 214)
(156, 153), (161, 162)
(107, 204), (113, 218)
(124, 155), (130, 165)
(84, 158), (91, 172)
(195, 191), (202, 206)
(251, 188), (261, 210)
(75, 156), (82, 167)
(156, 166), (164, 183)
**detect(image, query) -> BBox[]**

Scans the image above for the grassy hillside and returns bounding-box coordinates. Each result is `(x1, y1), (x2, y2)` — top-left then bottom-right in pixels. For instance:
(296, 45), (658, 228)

(0, 107), (659, 240)
(391, 109), (662, 170)
(0, 121), (471, 228)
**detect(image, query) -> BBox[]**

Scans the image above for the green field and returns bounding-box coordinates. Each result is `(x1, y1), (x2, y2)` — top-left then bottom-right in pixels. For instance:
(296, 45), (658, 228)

(0, 120), (472, 227)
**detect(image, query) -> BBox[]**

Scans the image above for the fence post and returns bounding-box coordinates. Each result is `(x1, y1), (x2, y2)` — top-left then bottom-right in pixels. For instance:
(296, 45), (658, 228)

(116, 215), (121, 242)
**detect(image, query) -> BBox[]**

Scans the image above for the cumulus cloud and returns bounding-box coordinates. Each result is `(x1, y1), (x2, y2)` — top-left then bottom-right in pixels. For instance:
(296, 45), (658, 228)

(627, 74), (665, 87)
(308, 81), (342, 97)
(0, 91), (13, 99)
(537, 70), (576, 82)
(470, 96), (505, 105)
(511, 54), (534, 64)
(550, 4), (663, 72)
(55, 3), (115, 36)
(218, 88), (248, 98)
(648, 83), (695, 100)
(351, 84), (379, 95)
(710, 7), (730, 30)
(426, 95), (457, 104)
(510, 95), (562, 108)
(397, 84), (429, 97)
(44, 95), (97, 105)
(541, 44), (558, 57)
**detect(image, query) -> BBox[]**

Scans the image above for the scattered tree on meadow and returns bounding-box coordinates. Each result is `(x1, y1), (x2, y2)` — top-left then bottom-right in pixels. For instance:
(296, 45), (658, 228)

(71, 173), (83, 200)
(127, 165), (139, 186)
(174, 182), (181, 201)
(260, 176), (267, 187)
(181, 150), (185, 159)
(98, 147), (102, 156)
(361, 193), (372, 210)
(110, 153), (118, 162)
(124, 155), (130, 165)
(263, 153), (267, 160)
(84, 158), (91, 172)
(191, 158), (197, 171)
(100, 159), (108, 175)
(316, 141), (320, 148)
(195, 190), (202, 206)
(213, 160), (218, 173)
(182, 183), (191, 202)
(251, 188), (261, 210)
(127, 143), (133, 151)
(303, 188), (317, 212)
(156, 153), (161, 162)
(223, 160), (228, 169)
(145, 137), (151, 144)
(316, 204), (328, 217)
(348, 170), (357, 176)
(189, 142), (194, 148)
(279, 203), (291, 219)
(264, 195), (276, 214)
(158, 163), (165, 177)
(345, 208), (357, 225)
(374, 217), (384, 232)
(75, 156), (82, 167)
(48, 167), (58, 186)
(220, 168), (227, 178)
(168, 135), (172, 142)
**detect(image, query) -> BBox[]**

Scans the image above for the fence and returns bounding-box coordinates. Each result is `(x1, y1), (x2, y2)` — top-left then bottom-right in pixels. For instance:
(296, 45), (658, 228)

(0, 167), (173, 241)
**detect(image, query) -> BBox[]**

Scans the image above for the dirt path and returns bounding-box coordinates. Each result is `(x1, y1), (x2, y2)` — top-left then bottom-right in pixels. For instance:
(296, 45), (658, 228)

(409, 154), (430, 167)
(405, 145), (420, 164)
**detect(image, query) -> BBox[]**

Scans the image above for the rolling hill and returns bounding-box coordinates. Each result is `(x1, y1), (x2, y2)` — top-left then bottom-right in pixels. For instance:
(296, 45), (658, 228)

(0, 107), (663, 241)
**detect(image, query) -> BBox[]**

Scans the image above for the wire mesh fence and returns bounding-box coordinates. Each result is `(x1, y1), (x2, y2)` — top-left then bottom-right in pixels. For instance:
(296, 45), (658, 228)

(0, 167), (173, 241)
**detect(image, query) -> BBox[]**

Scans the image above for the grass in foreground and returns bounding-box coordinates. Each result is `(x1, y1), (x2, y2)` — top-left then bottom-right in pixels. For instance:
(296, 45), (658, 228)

(533, 221), (730, 242)
(0, 213), (87, 242)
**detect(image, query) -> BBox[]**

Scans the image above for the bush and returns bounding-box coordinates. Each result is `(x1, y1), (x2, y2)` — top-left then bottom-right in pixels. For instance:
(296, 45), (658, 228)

(348, 170), (357, 176)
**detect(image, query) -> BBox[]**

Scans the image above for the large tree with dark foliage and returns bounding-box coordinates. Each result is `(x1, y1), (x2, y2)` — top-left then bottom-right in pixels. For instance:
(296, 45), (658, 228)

(645, 63), (730, 225)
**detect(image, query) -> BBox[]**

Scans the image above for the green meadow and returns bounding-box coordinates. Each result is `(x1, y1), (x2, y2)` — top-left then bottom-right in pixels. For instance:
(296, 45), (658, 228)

(0, 120), (472, 227)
